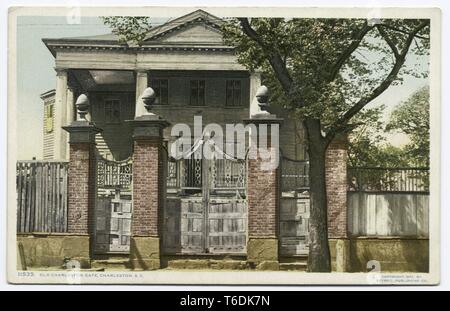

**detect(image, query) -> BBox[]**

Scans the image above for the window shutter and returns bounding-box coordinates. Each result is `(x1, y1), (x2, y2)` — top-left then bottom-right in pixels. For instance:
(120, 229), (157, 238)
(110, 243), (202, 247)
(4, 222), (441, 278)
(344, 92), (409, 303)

(45, 104), (54, 133)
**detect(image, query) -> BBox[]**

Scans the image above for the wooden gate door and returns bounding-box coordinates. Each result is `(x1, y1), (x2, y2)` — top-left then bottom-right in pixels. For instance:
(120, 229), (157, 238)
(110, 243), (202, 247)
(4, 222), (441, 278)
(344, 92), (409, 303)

(180, 197), (205, 253)
(206, 158), (247, 254)
(163, 143), (247, 255)
(279, 194), (310, 255)
(94, 156), (133, 254)
(279, 157), (311, 256)
(108, 192), (132, 252)
(163, 156), (205, 254)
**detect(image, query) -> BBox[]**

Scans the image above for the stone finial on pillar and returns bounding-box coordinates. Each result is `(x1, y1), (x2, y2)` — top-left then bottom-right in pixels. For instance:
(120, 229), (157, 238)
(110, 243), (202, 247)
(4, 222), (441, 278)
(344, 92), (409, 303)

(62, 94), (102, 238)
(250, 85), (272, 118)
(127, 88), (170, 270)
(243, 87), (283, 270)
(75, 94), (89, 121)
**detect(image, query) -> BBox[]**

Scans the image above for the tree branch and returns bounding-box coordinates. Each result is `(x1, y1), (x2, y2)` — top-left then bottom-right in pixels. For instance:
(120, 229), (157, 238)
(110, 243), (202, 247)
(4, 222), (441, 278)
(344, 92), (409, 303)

(399, 21), (429, 55)
(378, 24), (430, 40)
(238, 18), (293, 92)
(328, 22), (374, 82)
(376, 24), (400, 59)
(326, 20), (429, 141)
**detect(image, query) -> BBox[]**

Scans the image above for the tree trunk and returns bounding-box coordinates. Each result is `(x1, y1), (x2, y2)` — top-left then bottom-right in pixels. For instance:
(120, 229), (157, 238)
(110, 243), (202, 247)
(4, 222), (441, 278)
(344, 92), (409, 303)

(305, 120), (332, 272)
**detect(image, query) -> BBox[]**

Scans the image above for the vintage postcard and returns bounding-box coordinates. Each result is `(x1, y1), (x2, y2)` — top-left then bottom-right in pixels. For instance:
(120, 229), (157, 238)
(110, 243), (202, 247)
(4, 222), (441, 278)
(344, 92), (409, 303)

(7, 6), (440, 285)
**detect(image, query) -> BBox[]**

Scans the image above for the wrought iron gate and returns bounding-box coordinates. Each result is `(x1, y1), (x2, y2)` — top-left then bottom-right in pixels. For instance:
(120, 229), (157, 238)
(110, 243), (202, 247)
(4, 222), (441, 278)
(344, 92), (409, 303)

(94, 155), (133, 254)
(279, 156), (310, 256)
(163, 139), (247, 255)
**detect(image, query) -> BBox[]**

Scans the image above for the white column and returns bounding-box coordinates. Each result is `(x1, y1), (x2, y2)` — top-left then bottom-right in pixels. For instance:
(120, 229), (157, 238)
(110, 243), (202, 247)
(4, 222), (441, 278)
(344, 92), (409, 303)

(53, 68), (68, 160)
(135, 70), (148, 117)
(66, 87), (75, 125)
(64, 86), (76, 160)
(249, 71), (262, 118)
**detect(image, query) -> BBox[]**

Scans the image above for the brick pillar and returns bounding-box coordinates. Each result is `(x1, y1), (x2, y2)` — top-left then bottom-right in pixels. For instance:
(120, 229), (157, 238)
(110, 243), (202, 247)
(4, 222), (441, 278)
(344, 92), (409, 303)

(63, 120), (102, 267)
(325, 134), (350, 271)
(67, 144), (94, 234)
(129, 115), (169, 270)
(244, 116), (283, 270)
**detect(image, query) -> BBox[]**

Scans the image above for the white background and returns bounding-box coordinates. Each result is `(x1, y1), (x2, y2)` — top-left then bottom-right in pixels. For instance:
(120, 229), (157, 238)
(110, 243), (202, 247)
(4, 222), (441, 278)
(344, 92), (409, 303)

(0, 0), (448, 291)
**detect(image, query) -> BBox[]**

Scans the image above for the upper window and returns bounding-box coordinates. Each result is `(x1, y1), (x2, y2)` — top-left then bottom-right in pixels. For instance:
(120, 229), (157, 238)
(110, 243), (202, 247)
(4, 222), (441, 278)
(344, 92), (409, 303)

(150, 79), (169, 105)
(190, 80), (205, 106)
(226, 80), (242, 107)
(104, 99), (121, 124)
(44, 103), (54, 133)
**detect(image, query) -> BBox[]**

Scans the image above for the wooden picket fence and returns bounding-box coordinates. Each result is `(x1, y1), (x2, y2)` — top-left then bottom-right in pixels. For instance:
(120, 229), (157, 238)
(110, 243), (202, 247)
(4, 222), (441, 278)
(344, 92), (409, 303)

(16, 161), (68, 233)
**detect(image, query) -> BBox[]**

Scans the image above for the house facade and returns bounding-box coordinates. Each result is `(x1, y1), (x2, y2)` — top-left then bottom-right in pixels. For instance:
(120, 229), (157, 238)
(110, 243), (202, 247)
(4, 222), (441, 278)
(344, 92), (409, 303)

(21, 10), (427, 272)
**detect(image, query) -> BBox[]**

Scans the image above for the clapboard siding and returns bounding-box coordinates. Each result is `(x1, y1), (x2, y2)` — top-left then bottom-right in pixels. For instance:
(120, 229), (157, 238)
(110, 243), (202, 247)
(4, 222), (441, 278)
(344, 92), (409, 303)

(42, 94), (55, 160)
(348, 192), (429, 237)
(43, 133), (54, 160)
(16, 161), (68, 233)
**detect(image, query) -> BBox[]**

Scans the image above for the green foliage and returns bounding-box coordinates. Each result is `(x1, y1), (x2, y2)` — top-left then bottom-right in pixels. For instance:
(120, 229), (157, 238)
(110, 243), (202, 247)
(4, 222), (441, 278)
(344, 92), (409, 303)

(101, 16), (152, 45)
(348, 105), (410, 167)
(349, 140), (411, 167)
(222, 18), (429, 133)
(386, 86), (430, 166)
(348, 86), (430, 168)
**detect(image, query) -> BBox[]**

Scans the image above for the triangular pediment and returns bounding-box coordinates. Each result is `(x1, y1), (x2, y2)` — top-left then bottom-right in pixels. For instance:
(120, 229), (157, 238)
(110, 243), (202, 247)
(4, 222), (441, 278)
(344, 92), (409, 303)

(143, 9), (225, 44)
(158, 23), (223, 44)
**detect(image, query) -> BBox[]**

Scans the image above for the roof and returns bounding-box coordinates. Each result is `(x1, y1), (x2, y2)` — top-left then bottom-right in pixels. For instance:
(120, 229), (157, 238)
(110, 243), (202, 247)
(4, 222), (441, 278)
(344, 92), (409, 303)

(42, 9), (231, 56)
(51, 33), (120, 42)
(40, 89), (56, 100)
(142, 9), (224, 41)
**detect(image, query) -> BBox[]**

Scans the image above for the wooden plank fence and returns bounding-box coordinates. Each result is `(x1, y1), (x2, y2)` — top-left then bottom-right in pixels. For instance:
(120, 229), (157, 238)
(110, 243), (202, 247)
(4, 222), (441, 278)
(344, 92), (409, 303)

(348, 192), (429, 237)
(16, 161), (68, 233)
(347, 167), (430, 238)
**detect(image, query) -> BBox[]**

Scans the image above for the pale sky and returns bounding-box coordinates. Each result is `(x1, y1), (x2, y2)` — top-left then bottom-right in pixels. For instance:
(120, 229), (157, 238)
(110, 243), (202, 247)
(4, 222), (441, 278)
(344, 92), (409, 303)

(16, 16), (428, 160)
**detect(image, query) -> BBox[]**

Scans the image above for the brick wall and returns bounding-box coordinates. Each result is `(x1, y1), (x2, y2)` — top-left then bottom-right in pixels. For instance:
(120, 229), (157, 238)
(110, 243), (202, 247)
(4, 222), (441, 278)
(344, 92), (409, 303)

(67, 143), (95, 234)
(325, 137), (348, 238)
(132, 138), (162, 237)
(247, 148), (279, 238)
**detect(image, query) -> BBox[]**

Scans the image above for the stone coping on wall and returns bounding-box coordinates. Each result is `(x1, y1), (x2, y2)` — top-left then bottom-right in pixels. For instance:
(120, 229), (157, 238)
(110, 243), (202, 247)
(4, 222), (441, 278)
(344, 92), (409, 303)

(17, 232), (89, 237)
(344, 236), (429, 240)
(17, 233), (428, 239)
